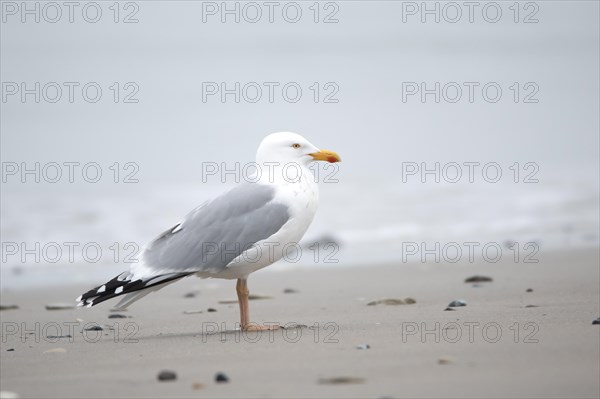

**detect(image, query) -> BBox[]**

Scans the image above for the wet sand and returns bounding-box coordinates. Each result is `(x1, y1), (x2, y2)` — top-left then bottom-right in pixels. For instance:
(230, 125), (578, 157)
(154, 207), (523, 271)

(1, 247), (599, 398)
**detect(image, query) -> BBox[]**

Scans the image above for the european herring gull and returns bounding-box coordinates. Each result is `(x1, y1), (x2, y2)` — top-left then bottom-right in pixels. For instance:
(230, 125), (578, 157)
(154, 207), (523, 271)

(76, 132), (341, 331)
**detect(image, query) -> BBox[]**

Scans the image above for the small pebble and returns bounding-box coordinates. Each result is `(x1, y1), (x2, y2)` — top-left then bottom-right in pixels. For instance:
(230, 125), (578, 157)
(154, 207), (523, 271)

(215, 372), (229, 383)
(318, 377), (365, 385)
(158, 370), (177, 381)
(592, 318), (600, 325)
(0, 305), (19, 311)
(464, 275), (493, 283)
(192, 382), (205, 390)
(108, 314), (128, 319)
(367, 298), (416, 306)
(524, 305), (538, 308)
(443, 307), (456, 311)
(84, 325), (103, 331)
(45, 303), (75, 311)
(526, 288), (533, 293)
(248, 294), (273, 300)
(283, 288), (299, 294)
(184, 291), (198, 298)
(356, 344), (370, 350)
(448, 300), (467, 307)
(438, 357), (453, 365)
(282, 323), (307, 330)
(207, 308), (217, 312)
(183, 310), (204, 315)
(6, 349), (14, 352)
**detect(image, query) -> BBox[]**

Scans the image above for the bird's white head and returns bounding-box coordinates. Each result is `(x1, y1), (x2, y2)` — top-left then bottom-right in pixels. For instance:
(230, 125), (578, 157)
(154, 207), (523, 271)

(255, 132), (341, 167)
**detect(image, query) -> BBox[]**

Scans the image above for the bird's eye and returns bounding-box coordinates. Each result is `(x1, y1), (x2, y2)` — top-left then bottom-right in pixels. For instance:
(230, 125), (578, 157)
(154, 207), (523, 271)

(292, 143), (301, 149)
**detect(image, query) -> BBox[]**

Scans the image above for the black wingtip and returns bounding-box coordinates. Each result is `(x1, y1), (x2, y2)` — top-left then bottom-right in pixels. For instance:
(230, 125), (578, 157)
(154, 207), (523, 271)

(76, 271), (193, 308)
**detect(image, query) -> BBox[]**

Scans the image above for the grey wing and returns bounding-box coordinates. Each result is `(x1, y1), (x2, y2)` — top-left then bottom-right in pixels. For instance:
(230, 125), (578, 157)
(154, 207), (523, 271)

(139, 183), (290, 275)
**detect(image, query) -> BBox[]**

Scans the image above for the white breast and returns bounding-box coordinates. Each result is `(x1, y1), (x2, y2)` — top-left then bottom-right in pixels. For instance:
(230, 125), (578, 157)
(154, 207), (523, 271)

(212, 166), (319, 279)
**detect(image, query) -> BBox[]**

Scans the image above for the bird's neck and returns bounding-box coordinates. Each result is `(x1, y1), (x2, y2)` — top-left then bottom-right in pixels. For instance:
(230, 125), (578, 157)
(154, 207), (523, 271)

(254, 160), (314, 186)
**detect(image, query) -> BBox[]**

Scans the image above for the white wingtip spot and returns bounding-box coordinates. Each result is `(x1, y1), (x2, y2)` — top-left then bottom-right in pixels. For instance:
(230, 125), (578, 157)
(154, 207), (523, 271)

(97, 285), (106, 293)
(115, 286), (124, 294)
(75, 295), (82, 302)
(85, 302), (93, 308)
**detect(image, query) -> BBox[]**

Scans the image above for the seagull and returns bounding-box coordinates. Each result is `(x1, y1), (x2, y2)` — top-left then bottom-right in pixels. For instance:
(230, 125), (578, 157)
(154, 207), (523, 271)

(76, 132), (341, 331)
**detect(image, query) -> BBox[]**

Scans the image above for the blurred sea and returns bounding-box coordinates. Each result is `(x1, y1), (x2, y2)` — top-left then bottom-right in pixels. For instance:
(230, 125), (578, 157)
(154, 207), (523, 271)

(1, 164), (598, 290)
(1, 1), (598, 290)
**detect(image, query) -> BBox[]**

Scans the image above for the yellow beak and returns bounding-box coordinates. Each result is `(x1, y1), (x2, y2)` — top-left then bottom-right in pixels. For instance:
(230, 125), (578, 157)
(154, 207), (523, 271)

(309, 149), (341, 163)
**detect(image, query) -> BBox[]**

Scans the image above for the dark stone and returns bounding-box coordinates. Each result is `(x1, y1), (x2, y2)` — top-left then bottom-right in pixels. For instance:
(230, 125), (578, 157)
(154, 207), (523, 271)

(108, 314), (128, 319)
(592, 318), (600, 325)
(0, 305), (19, 311)
(45, 303), (75, 310)
(464, 275), (493, 283)
(84, 325), (103, 331)
(444, 307), (456, 311)
(158, 370), (177, 381)
(448, 300), (467, 307)
(207, 308), (217, 312)
(367, 298), (416, 306)
(215, 372), (229, 383)
(318, 377), (365, 385)
(526, 288), (533, 292)
(283, 288), (299, 294)
(282, 323), (307, 330)
(7, 348), (14, 351)
(248, 294), (272, 300)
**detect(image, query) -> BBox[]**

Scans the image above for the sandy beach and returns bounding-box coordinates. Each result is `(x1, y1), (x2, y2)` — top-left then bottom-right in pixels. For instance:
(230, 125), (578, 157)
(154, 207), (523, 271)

(1, 247), (598, 398)
(2, 0), (599, 398)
